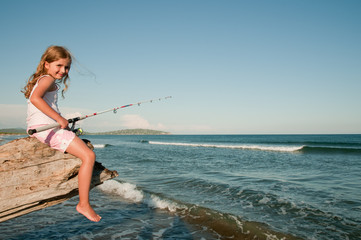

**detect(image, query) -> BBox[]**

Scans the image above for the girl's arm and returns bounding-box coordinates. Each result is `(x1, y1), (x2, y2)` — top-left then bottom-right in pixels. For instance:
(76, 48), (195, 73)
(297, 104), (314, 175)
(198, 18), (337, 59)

(29, 76), (69, 129)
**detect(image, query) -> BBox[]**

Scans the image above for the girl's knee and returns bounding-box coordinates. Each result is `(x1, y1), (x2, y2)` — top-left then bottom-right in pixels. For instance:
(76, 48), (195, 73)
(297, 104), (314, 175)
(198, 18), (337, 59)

(85, 150), (96, 164)
(90, 151), (96, 161)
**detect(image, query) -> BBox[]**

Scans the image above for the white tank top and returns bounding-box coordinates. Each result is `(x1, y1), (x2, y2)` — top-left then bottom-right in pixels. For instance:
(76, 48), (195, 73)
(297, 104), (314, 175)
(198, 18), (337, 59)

(26, 75), (61, 127)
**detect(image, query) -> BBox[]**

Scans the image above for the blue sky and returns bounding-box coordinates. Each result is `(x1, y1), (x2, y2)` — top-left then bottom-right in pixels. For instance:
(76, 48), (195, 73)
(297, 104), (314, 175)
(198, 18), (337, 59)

(1, 0), (360, 134)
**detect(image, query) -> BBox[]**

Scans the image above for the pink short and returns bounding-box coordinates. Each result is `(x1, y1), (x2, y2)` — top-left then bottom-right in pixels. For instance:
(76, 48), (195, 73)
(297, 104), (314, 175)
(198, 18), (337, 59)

(28, 125), (76, 153)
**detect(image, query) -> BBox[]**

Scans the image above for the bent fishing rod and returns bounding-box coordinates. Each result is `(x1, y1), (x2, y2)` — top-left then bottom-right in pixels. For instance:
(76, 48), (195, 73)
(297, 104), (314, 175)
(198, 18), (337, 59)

(28, 96), (172, 135)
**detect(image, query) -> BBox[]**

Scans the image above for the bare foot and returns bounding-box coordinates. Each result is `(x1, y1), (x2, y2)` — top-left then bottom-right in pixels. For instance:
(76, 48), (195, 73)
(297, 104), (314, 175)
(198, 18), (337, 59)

(76, 203), (101, 222)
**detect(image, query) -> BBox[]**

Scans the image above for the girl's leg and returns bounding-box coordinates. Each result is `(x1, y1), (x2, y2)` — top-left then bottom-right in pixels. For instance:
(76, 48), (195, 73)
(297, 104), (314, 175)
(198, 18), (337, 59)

(65, 136), (101, 222)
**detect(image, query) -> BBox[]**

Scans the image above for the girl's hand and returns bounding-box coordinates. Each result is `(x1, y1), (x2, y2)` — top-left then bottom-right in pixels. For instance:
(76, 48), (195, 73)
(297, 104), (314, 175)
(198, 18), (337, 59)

(57, 116), (69, 129)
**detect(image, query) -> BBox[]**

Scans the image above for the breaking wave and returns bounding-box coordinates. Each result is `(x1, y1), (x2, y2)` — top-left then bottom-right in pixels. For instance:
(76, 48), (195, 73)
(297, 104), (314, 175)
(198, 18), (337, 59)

(147, 141), (361, 154)
(148, 141), (303, 152)
(97, 180), (299, 239)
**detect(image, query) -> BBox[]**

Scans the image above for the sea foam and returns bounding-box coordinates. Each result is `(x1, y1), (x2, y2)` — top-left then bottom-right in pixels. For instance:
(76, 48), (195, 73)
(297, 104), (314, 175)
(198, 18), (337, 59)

(97, 180), (144, 203)
(93, 144), (107, 148)
(146, 195), (185, 213)
(98, 180), (186, 213)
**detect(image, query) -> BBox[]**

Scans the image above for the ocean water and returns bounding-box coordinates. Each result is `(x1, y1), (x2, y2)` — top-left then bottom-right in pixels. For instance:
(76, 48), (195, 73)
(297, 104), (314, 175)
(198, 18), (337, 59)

(1, 134), (361, 239)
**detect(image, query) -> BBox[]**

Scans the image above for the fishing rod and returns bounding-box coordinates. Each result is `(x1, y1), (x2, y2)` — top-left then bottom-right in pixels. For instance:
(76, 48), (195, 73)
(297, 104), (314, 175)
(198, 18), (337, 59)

(28, 96), (172, 135)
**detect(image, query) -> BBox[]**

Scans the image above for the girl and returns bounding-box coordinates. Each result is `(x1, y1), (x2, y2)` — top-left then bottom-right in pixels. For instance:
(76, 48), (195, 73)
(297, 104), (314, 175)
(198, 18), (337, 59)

(22, 45), (101, 222)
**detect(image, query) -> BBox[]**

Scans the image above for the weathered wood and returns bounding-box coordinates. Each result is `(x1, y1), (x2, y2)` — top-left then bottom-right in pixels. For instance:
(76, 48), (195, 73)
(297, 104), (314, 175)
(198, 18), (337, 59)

(0, 137), (118, 222)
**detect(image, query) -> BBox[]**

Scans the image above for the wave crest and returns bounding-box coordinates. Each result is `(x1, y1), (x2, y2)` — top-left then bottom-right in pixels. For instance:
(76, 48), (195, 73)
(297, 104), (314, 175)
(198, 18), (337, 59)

(149, 141), (303, 152)
(147, 141), (361, 154)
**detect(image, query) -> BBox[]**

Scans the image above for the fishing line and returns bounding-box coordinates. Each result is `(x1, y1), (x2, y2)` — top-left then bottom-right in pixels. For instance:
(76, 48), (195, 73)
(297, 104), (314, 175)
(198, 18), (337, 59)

(28, 96), (172, 135)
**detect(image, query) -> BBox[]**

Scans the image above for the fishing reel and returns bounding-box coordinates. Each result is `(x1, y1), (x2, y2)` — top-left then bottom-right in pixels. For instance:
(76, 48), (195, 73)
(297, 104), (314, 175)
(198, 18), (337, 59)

(69, 120), (84, 136)
(72, 128), (84, 136)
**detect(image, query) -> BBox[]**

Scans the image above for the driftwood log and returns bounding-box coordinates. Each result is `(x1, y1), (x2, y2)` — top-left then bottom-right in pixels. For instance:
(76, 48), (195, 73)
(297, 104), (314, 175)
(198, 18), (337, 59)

(0, 137), (118, 222)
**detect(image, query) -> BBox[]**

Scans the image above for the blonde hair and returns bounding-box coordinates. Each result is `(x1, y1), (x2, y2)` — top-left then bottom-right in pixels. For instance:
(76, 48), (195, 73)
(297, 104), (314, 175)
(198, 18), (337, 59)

(22, 45), (72, 99)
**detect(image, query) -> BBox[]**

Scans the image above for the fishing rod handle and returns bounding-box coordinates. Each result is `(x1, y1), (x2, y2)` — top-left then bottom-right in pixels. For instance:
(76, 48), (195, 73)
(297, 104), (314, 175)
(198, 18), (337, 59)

(27, 117), (81, 135)
(27, 122), (60, 135)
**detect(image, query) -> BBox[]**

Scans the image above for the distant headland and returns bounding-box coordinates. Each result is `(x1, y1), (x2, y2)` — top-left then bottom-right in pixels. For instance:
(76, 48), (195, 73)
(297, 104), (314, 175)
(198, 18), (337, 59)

(0, 128), (26, 135)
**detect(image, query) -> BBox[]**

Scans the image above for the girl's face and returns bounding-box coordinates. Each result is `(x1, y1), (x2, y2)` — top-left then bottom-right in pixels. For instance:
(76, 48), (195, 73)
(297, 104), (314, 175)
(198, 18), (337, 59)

(45, 58), (71, 79)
